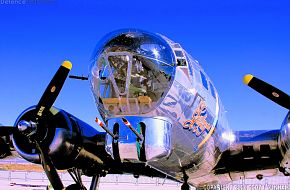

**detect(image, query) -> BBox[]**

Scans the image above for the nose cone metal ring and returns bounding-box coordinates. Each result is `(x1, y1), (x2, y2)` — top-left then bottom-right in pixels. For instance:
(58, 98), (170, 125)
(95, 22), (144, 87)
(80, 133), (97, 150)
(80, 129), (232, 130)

(17, 120), (31, 132)
(17, 120), (37, 136)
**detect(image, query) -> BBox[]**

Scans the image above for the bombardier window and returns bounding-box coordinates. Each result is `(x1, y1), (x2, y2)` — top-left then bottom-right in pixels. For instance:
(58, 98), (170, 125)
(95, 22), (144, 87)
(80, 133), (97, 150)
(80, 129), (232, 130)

(200, 71), (208, 90)
(96, 52), (173, 115)
(91, 30), (175, 116)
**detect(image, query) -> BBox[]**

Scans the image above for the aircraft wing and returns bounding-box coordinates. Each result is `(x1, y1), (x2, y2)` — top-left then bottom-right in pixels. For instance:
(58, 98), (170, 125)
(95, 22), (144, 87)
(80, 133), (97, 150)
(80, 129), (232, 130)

(213, 129), (284, 180)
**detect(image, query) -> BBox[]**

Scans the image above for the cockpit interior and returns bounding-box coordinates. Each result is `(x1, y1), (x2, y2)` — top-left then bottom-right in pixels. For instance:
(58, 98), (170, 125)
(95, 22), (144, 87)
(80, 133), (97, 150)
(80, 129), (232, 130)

(91, 30), (176, 116)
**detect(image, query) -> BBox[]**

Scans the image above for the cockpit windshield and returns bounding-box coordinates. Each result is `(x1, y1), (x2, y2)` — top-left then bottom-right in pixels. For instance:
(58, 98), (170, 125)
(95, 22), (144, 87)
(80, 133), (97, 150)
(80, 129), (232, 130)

(90, 29), (176, 117)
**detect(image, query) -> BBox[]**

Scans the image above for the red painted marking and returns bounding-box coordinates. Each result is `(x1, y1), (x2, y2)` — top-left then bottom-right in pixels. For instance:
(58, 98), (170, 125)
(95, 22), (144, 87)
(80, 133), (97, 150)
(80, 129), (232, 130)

(122, 118), (133, 128)
(95, 118), (104, 127)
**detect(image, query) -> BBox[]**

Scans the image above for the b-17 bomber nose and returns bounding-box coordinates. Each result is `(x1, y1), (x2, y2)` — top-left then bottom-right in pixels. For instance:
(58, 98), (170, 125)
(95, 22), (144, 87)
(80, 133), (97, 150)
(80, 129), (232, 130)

(90, 29), (177, 117)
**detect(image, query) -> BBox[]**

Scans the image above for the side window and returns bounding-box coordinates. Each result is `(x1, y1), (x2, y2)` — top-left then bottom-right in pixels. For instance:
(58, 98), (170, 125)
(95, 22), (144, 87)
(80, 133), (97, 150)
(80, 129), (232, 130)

(200, 71), (208, 90)
(209, 81), (216, 99)
(175, 50), (187, 66)
(175, 50), (184, 57)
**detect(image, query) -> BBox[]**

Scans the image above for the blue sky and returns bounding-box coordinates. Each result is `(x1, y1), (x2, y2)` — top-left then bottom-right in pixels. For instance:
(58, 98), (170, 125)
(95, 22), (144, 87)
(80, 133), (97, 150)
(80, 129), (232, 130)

(0, 0), (289, 131)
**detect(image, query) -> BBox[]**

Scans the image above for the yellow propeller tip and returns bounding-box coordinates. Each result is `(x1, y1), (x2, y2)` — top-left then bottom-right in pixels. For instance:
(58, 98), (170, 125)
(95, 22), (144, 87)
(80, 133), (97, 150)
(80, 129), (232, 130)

(243, 74), (254, 85)
(62, 60), (72, 70)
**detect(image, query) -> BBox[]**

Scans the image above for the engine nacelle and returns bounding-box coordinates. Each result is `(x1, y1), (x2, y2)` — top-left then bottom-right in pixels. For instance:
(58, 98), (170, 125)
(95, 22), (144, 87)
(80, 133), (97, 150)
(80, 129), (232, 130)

(12, 106), (107, 171)
(278, 111), (290, 175)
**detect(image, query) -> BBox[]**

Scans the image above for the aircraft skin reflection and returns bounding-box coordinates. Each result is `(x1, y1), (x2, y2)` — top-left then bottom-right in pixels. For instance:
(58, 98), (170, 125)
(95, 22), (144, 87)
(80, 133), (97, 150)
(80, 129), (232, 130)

(90, 29), (231, 185)
(89, 29), (289, 187)
(0, 29), (289, 190)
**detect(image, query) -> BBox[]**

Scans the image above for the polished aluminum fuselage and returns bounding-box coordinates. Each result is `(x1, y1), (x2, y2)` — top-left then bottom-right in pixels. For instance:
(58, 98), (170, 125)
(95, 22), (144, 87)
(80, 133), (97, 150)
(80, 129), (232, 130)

(92, 33), (233, 186)
(89, 30), (290, 187)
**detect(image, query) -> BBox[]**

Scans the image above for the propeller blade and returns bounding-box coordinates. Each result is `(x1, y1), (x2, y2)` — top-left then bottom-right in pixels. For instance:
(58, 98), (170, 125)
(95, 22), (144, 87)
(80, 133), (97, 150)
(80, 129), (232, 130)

(243, 74), (290, 110)
(0, 126), (15, 136)
(35, 142), (64, 190)
(35, 61), (72, 120)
